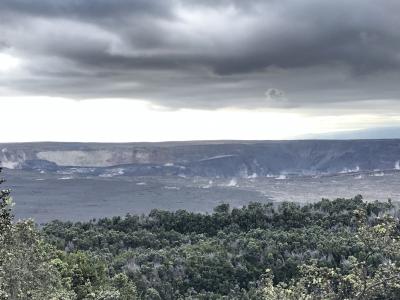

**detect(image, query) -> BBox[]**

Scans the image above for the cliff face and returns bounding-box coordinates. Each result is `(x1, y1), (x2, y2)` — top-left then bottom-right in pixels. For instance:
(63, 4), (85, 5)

(1, 140), (400, 177)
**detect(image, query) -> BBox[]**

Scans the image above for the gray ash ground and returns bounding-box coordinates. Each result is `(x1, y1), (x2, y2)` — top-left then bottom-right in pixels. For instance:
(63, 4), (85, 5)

(3, 168), (400, 224)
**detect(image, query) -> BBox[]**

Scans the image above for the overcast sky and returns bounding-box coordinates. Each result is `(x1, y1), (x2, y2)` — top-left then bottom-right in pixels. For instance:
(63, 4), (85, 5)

(1, 0), (400, 142)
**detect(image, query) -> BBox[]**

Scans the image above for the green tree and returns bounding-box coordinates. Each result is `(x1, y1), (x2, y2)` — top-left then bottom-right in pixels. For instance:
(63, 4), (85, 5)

(262, 210), (400, 300)
(0, 168), (75, 299)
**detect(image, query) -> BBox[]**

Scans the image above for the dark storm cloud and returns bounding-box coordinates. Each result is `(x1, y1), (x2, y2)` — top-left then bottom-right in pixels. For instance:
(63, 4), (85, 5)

(0, 0), (400, 110)
(0, 0), (172, 19)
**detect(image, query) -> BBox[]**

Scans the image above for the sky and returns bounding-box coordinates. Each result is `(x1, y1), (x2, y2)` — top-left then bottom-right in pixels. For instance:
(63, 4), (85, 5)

(0, 0), (400, 142)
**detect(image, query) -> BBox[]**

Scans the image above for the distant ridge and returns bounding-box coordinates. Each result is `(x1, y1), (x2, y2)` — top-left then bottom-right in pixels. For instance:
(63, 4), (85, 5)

(303, 126), (400, 140)
(1, 139), (400, 178)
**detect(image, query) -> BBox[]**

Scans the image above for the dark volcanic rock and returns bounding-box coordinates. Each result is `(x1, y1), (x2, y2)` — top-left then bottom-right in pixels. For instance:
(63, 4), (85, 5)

(21, 159), (59, 171)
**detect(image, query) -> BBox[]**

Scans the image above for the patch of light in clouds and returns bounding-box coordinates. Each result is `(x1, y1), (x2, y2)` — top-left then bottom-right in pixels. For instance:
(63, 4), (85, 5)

(0, 53), (20, 72)
(0, 97), (397, 142)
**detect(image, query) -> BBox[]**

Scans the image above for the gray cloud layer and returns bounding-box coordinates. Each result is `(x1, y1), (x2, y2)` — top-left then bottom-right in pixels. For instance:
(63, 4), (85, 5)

(1, 0), (400, 110)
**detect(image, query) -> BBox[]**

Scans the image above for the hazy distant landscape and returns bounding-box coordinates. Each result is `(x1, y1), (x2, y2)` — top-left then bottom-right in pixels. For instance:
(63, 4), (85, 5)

(2, 140), (400, 223)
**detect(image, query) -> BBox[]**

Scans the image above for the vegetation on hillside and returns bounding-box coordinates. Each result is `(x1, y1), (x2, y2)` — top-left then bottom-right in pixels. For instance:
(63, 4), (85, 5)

(1, 167), (400, 299)
(0, 168), (137, 300)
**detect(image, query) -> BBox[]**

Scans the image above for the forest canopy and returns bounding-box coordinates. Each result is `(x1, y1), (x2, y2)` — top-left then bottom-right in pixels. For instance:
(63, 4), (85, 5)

(1, 168), (400, 299)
